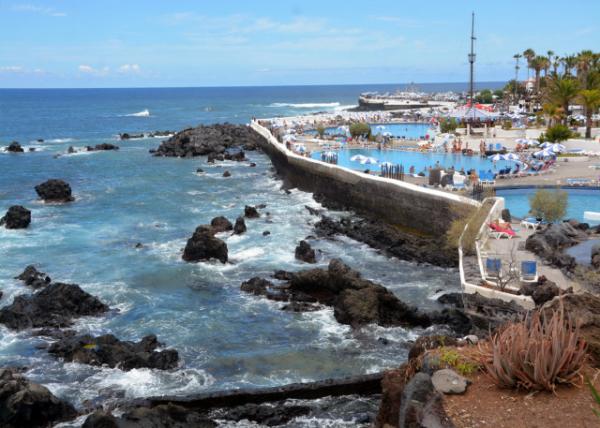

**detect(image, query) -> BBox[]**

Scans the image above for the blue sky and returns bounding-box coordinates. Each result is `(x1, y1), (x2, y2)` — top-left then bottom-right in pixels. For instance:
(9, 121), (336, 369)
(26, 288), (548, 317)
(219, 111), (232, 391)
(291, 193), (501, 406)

(1, 0), (599, 88)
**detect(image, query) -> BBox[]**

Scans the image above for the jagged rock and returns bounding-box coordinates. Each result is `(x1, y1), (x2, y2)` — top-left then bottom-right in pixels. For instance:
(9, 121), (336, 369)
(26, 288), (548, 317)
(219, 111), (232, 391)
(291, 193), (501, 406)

(249, 162), (257, 167)
(233, 217), (246, 234)
(240, 277), (274, 296)
(152, 124), (263, 158)
(119, 133), (143, 140)
(0, 368), (77, 427)
(294, 240), (316, 263)
(222, 170), (231, 177)
(525, 223), (587, 273)
(408, 335), (458, 360)
(115, 404), (216, 427)
(0, 206), (31, 229)
(262, 231), (270, 236)
(216, 403), (310, 426)
(431, 369), (468, 394)
(430, 308), (472, 336)
(592, 244), (600, 269)
(14, 265), (51, 289)
(437, 292), (463, 308)
(398, 373), (453, 428)
(542, 293), (600, 367)
(0, 282), (109, 330)
(315, 215), (457, 268)
(244, 205), (260, 218)
(34, 179), (74, 203)
(92, 143), (119, 151)
(224, 150), (246, 162)
(6, 141), (24, 153)
(182, 227), (228, 263)
(210, 216), (233, 233)
(48, 334), (179, 370)
(520, 276), (563, 306)
(196, 168), (204, 173)
(68, 146), (76, 153)
(273, 270), (295, 281)
(82, 411), (119, 428)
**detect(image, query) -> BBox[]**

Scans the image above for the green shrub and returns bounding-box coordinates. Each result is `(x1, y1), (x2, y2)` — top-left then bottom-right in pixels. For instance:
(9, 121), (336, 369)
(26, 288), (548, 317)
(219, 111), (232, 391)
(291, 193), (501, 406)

(349, 122), (371, 138)
(501, 120), (512, 130)
(439, 118), (458, 133)
(545, 124), (572, 142)
(446, 200), (492, 255)
(315, 123), (326, 138)
(529, 189), (568, 222)
(586, 377), (600, 418)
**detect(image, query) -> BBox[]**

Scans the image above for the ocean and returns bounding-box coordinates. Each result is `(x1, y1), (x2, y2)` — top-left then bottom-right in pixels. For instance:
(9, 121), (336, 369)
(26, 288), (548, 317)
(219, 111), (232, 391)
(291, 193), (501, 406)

(0, 84), (489, 412)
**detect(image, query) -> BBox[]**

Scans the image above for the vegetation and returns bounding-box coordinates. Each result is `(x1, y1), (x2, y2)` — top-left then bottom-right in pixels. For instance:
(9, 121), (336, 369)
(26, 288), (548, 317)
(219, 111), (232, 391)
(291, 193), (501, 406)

(529, 189), (568, 222)
(504, 49), (600, 138)
(315, 123), (326, 138)
(474, 89), (493, 104)
(349, 122), (371, 138)
(586, 377), (600, 418)
(479, 306), (587, 391)
(439, 117), (458, 133)
(544, 124), (573, 142)
(447, 199), (494, 255)
(439, 347), (479, 376)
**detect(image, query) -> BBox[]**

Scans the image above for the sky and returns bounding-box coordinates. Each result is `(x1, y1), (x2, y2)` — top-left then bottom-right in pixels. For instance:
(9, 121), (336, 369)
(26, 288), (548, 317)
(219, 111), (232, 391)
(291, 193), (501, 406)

(1, 0), (599, 88)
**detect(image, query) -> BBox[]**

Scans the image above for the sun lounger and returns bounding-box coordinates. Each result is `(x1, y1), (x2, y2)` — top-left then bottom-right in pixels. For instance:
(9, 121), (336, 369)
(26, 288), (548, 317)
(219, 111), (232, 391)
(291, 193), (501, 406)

(488, 223), (516, 239)
(520, 217), (541, 229)
(520, 261), (538, 284)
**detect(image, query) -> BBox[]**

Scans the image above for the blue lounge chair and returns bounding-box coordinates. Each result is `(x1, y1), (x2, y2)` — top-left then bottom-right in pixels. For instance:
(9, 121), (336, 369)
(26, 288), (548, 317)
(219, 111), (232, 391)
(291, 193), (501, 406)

(495, 143), (502, 150)
(487, 144), (493, 151)
(485, 258), (501, 281)
(520, 261), (538, 283)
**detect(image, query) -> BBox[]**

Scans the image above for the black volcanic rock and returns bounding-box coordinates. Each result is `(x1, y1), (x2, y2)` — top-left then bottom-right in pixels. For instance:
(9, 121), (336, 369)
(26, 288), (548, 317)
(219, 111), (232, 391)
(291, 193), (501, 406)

(0, 368), (77, 428)
(92, 143), (119, 151)
(34, 179), (74, 203)
(48, 333), (179, 371)
(182, 226), (228, 263)
(0, 282), (109, 330)
(244, 205), (260, 218)
(152, 124), (264, 158)
(119, 133), (144, 140)
(223, 170), (231, 177)
(233, 217), (247, 235)
(6, 141), (24, 153)
(295, 240), (316, 263)
(15, 265), (51, 289)
(210, 216), (233, 233)
(0, 206), (31, 229)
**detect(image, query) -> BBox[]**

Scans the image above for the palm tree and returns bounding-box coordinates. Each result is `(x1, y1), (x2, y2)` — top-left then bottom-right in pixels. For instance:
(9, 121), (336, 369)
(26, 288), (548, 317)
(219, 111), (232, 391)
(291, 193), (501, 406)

(513, 54), (522, 101)
(542, 103), (563, 127)
(577, 89), (600, 138)
(546, 77), (580, 125)
(552, 58), (561, 76)
(523, 48), (536, 79)
(577, 50), (595, 88)
(562, 55), (577, 76)
(547, 50), (555, 74)
(530, 56), (547, 94)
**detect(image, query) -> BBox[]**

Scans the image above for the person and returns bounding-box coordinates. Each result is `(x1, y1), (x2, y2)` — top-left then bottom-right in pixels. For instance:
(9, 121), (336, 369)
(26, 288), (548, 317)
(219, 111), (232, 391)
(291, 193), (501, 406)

(409, 165), (415, 174)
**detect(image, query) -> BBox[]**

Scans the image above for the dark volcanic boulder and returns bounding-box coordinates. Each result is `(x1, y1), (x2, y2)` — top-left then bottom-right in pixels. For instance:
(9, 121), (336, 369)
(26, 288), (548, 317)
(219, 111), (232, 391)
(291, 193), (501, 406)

(315, 215), (457, 268)
(217, 403), (310, 426)
(593, 244), (600, 269)
(182, 227), (228, 263)
(233, 217), (246, 234)
(222, 170), (231, 177)
(152, 124), (264, 158)
(119, 133), (144, 140)
(398, 373), (452, 428)
(109, 404), (216, 427)
(6, 142), (24, 153)
(210, 216), (233, 233)
(15, 265), (51, 289)
(0, 205), (31, 229)
(295, 240), (316, 263)
(244, 205), (260, 218)
(0, 368), (77, 428)
(82, 411), (119, 428)
(93, 143), (119, 151)
(0, 282), (109, 330)
(34, 179), (74, 203)
(48, 334), (179, 370)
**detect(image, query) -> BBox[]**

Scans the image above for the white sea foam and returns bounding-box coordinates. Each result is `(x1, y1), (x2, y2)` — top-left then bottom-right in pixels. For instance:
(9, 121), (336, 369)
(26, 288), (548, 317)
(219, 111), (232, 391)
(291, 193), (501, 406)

(45, 138), (75, 143)
(125, 109), (150, 117)
(269, 102), (341, 109)
(229, 247), (265, 262)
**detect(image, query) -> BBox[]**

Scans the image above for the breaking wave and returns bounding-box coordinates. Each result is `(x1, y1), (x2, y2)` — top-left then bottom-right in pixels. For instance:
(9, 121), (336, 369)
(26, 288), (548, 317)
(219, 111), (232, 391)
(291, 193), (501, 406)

(125, 109), (150, 117)
(269, 102), (341, 109)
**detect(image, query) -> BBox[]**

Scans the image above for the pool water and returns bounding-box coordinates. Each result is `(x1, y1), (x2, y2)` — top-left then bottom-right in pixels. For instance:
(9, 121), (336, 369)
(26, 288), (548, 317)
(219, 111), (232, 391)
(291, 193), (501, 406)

(496, 188), (600, 224)
(312, 148), (512, 174)
(316, 123), (433, 139)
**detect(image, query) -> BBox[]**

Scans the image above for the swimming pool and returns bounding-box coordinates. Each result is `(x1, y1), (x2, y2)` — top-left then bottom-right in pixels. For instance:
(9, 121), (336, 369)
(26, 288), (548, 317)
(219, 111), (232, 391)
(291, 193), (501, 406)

(311, 148), (512, 175)
(316, 123), (433, 139)
(496, 187), (600, 224)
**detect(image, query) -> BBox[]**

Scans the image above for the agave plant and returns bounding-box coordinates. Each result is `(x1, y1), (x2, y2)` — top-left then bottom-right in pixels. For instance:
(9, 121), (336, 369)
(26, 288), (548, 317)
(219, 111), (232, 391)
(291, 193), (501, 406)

(479, 303), (587, 391)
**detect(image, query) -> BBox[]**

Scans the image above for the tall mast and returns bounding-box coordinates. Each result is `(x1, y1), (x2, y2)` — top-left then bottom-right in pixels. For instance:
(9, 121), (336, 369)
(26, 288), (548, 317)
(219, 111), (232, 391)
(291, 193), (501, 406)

(468, 12), (476, 109)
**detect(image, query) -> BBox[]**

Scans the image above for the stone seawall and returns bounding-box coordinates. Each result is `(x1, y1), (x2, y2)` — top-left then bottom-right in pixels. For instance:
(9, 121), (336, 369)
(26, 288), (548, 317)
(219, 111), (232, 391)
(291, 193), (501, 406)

(251, 121), (479, 237)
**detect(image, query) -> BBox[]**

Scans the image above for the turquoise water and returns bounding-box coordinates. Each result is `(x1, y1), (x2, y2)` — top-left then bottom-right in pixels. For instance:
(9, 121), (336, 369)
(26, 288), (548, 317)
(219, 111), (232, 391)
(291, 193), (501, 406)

(312, 148), (511, 174)
(497, 188), (600, 224)
(0, 86), (461, 409)
(318, 123), (433, 139)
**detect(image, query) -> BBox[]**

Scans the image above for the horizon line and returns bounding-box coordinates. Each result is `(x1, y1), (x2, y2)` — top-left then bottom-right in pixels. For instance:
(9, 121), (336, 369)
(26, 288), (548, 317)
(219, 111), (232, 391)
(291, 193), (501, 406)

(0, 80), (508, 91)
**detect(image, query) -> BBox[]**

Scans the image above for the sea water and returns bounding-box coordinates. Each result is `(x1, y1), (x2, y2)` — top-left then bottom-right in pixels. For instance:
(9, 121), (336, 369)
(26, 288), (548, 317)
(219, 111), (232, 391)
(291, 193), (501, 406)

(0, 85), (466, 409)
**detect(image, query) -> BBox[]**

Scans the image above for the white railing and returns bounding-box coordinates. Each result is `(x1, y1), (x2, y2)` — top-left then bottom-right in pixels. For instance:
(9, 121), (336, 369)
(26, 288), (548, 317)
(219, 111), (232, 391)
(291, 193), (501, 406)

(458, 197), (535, 310)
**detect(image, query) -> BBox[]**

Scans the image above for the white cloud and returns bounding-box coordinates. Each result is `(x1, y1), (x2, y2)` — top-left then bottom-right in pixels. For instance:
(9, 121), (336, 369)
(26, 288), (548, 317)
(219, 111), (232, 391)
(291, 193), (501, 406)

(118, 64), (141, 74)
(0, 66), (24, 73)
(12, 4), (66, 17)
(78, 65), (109, 76)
